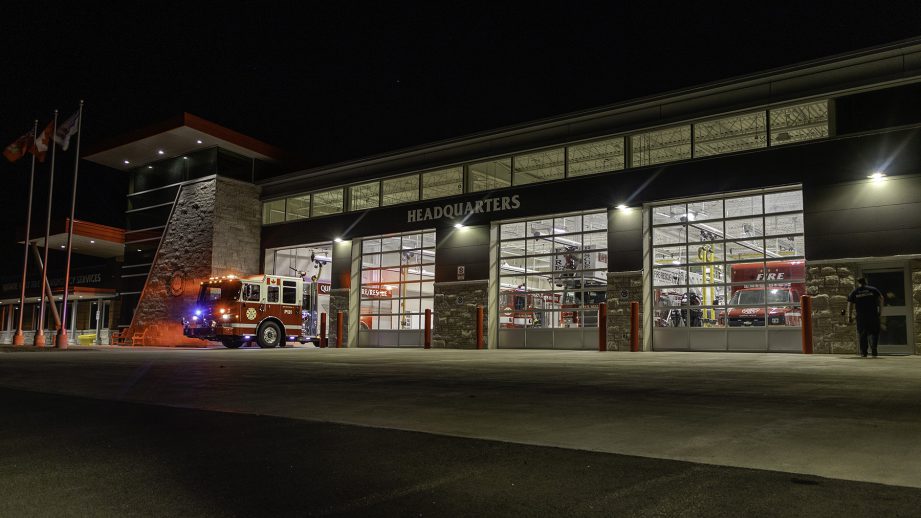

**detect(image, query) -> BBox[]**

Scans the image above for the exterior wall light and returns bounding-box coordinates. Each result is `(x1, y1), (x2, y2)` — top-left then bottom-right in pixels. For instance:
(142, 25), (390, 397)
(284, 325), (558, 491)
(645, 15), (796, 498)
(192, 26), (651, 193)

(454, 223), (465, 229)
(868, 171), (886, 182)
(334, 237), (343, 243)
(616, 204), (628, 210)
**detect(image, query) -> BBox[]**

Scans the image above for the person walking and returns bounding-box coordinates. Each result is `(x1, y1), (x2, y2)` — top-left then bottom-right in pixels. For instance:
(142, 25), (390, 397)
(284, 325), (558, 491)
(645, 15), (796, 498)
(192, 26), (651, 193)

(846, 277), (885, 357)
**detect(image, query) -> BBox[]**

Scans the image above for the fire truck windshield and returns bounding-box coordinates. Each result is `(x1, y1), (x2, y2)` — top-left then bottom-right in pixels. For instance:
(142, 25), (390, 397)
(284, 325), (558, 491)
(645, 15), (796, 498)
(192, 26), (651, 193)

(730, 289), (792, 305)
(197, 282), (242, 305)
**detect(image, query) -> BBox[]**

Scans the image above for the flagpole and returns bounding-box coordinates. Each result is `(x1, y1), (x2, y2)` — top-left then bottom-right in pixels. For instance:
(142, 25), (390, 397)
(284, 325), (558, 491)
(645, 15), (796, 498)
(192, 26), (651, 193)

(34, 110), (58, 347)
(12, 121), (39, 346)
(56, 101), (84, 349)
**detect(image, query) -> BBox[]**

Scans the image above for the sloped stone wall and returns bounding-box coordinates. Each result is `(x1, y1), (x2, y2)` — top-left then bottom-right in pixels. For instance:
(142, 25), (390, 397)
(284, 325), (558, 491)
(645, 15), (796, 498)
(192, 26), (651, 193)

(212, 177), (261, 277)
(806, 261), (857, 354)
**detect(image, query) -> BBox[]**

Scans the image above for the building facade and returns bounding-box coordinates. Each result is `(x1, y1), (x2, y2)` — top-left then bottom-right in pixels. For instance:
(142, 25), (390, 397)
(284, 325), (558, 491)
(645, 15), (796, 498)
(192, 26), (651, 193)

(256, 40), (921, 354)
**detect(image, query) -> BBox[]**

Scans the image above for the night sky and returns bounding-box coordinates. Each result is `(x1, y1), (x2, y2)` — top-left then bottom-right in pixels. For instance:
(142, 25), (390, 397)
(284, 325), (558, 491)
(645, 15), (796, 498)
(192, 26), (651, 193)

(1, 3), (920, 271)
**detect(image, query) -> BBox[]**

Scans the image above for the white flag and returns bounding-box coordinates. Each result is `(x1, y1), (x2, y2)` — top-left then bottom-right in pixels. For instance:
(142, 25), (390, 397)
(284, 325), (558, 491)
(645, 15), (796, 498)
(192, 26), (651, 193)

(54, 110), (80, 151)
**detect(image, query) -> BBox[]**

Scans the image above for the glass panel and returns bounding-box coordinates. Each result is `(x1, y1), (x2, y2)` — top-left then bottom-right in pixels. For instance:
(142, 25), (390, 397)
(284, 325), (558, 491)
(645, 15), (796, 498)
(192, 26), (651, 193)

(501, 222), (526, 240)
(687, 199), (722, 222)
(727, 307), (765, 327)
(694, 111), (767, 157)
(726, 240), (766, 262)
(725, 195), (763, 218)
(468, 158), (512, 192)
(653, 266), (686, 287)
(864, 271), (906, 306)
(770, 100), (829, 146)
(653, 203), (688, 226)
(689, 265), (724, 286)
(381, 175), (419, 206)
(262, 199), (286, 224)
(567, 137), (625, 177)
(765, 235), (805, 258)
(880, 316), (908, 346)
(652, 225), (686, 246)
(311, 189), (343, 217)
(553, 215), (581, 235)
(725, 218), (764, 240)
(421, 167), (463, 200)
(765, 213), (803, 236)
(526, 218), (554, 237)
(687, 221), (723, 243)
(350, 181), (380, 211)
(765, 191), (803, 213)
(583, 212), (607, 232)
(631, 125), (692, 167)
(513, 148), (564, 185)
(727, 261), (765, 285)
(526, 237), (553, 255)
(582, 231), (607, 252)
(500, 240), (526, 258)
(688, 242), (725, 264)
(653, 246), (687, 266)
(285, 195), (310, 221)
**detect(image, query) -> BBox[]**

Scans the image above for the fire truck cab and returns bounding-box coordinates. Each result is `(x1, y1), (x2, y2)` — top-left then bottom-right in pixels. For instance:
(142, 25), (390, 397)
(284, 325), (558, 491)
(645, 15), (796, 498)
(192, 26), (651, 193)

(182, 274), (320, 348)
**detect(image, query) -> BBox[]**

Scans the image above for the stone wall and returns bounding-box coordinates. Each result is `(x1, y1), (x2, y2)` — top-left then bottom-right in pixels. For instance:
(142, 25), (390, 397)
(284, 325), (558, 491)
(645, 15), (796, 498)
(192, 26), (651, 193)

(130, 179), (217, 346)
(433, 280), (488, 349)
(211, 177), (262, 276)
(912, 259), (921, 355)
(328, 288), (349, 346)
(606, 272), (643, 351)
(806, 261), (857, 354)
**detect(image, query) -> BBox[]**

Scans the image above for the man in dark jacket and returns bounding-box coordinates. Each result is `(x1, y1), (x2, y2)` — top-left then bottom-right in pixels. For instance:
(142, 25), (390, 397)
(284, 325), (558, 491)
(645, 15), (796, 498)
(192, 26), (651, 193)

(846, 277), (885, 358)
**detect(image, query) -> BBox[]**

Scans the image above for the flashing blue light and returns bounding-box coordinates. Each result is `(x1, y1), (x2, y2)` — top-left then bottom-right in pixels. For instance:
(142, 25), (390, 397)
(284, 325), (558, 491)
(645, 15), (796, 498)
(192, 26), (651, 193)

(195, 309), (202, 316)
(244, 335), (252, 340)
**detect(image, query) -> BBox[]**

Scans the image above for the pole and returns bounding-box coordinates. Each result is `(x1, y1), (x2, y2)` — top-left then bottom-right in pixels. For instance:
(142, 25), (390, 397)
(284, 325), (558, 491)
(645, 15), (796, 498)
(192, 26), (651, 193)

(424, 308), (431, 349)
(30, 243), (61, 327)
(319, 312), (327, 348)
(57, 101), (84, 348)
(630, 301), (640, 352)
(35, 111), (58, 347)
(13, 120), (39, 346)
(336, 310), (343, 348)
(475, 305), (484, 350)
(801, 295), (813, 354)
(598, 302), (607, 351)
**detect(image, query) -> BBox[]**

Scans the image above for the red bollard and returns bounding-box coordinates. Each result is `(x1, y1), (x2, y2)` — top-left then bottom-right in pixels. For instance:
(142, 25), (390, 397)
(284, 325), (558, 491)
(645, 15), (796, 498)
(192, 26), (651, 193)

(336, 310), (343, 348)
(424, 308), (432, 349)
(475, 305), (484, 350)
(801, 295), (813, 354)
(319, 312), (327, 348)
(598, 302), (607, 352)
(630, 301), (640, 352)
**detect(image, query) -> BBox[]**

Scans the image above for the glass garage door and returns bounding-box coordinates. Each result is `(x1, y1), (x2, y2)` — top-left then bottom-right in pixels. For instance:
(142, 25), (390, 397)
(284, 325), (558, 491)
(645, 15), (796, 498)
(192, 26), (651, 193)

(497, 210), (608, 349)
(358, 231), (436, 347)
(650, 189), (805, 352)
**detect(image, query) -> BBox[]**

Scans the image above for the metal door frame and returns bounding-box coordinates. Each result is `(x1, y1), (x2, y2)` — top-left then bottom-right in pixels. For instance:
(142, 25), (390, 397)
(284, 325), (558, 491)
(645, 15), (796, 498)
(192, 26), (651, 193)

(859, 261), (914, 355)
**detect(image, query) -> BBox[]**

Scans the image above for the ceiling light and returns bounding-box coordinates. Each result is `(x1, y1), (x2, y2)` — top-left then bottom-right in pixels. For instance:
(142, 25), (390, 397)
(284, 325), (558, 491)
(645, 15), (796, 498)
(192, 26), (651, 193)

(60, 245), (65, 248)
(124, 160), (130, 164)
(196, 140), (203, 144)
(147, 166), (153, 169)
(157, 150), (164, 155)
(137, 249), (142, 252)
(183, 156), (188, 160)
(90, 240), (95, 244)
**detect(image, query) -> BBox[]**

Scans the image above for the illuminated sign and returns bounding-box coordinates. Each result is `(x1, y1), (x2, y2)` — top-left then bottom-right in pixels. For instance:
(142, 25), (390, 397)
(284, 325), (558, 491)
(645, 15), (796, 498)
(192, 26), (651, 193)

(407, 195), (520, 223)
(361, 286), (392, 298)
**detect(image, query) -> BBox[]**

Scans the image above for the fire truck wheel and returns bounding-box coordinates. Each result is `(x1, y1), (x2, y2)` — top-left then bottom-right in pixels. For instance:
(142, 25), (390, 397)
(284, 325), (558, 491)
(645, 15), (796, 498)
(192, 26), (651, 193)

(221, 338), (243, 349)
(256, 321), (281, 348)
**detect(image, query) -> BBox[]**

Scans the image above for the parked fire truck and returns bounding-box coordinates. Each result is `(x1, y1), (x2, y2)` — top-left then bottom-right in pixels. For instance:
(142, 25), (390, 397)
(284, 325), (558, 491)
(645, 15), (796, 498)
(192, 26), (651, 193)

(182, 273), (325, 348)
(725, 260), (805, 327)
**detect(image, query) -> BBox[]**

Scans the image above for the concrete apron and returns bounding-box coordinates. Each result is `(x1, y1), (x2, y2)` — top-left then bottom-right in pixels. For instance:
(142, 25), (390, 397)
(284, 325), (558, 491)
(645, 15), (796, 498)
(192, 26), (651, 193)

(1, 348), (920, 488)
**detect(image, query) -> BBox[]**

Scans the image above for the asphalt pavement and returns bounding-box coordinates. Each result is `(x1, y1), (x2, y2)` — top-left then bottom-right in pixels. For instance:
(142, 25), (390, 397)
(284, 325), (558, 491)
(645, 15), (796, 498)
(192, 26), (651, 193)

(2, 345), (921, 516)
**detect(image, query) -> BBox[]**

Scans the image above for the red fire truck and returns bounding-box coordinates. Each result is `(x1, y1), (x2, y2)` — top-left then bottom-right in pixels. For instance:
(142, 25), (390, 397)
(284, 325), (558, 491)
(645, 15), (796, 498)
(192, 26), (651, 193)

(182, 274), (321, 348)
(725, 260), (805, 327)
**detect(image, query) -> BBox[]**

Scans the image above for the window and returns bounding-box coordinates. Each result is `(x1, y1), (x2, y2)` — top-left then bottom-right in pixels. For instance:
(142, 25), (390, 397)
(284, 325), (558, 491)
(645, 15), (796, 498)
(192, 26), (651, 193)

(382, 175), (419, 206)
(468, 158), (512, 192)
(282, 280), (297, 304)
(311, 189), (343, 217)
(694, 111), (767, 157)
(262, 199), (285, 224)
(650, 189), (805, 331)
(631, 126), (692, 167)
(286, 195), (310, 221)
(350, 182), (380, 211)
(567, 137), (624, 177)
(513, 148), (564, 186)
(770, 100), (829, 146)
(242, 283), (260, 302)
(267, 285), (279, 303)
(421, 167), (463, 200)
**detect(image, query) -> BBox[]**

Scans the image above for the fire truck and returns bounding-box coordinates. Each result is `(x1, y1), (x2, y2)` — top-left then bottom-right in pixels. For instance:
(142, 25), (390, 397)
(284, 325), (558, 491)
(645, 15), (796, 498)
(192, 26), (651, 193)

(182, 273), (326, 348)
(725, 260), (805, 327)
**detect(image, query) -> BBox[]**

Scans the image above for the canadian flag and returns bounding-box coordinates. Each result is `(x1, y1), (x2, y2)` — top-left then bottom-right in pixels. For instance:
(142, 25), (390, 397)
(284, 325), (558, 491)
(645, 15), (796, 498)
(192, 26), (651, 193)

(32, 121), (54, 162)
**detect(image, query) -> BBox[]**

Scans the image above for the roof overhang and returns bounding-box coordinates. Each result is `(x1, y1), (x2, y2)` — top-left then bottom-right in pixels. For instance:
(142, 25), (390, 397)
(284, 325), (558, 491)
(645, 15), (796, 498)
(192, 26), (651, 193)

(83, 113), (287, 171)
(25, 219), (125, 258)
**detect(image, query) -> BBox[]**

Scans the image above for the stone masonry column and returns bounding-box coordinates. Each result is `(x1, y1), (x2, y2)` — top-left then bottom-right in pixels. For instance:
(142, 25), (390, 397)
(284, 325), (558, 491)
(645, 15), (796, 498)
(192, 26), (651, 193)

(432, 280), (488, 349)
(606, 271), (643, 351)
(328, 288), (349, 346)
(805, 261), (857, 354)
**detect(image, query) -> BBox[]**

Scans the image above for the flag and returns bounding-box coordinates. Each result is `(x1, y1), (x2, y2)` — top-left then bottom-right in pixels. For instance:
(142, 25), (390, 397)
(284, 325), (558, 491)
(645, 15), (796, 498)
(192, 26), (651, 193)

(32, 120), (53, 162)
(54, 110), (79, 151)
(3, 130), (32, 162)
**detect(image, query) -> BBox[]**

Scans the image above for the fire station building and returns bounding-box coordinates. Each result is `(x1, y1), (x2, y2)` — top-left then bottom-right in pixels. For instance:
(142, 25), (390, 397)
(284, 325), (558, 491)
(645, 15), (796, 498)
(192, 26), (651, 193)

(79, 40), (921, 353)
